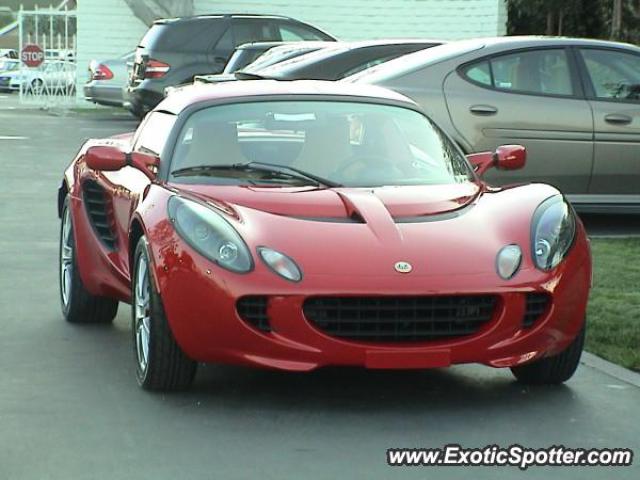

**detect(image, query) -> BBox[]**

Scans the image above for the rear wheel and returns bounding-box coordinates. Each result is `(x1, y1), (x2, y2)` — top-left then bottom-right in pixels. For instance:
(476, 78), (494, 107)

(511, 324), (585, 385)
(132, 236), (197, 391)
(31, 78), (44, 94)
(59, 195), (118, 323)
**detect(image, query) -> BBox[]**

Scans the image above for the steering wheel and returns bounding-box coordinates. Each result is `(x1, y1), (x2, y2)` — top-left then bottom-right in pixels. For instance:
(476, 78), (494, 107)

(332, 154), (402, 180)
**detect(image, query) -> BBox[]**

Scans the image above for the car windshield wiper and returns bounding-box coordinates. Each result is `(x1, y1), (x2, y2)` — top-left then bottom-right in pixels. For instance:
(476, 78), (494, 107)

(171, 162), (342, 188)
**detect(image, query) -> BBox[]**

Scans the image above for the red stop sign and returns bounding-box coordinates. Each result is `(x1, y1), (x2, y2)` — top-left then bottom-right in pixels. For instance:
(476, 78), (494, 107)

(21, 44), (44, 68)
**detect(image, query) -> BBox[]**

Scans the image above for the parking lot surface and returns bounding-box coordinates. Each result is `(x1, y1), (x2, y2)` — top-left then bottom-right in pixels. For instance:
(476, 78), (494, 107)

(0, 99), (639, 479)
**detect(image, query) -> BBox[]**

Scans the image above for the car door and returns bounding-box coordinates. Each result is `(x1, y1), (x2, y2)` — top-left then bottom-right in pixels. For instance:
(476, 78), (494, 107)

(99, 112), (175, 275)
(443, 47), (594, 194)
(576, 46), (640, 197)
(44, 62), (59, 89)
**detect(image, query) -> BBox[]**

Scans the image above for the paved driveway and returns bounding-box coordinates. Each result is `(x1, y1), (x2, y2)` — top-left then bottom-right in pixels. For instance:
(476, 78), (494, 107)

(0, 102), (638, 479)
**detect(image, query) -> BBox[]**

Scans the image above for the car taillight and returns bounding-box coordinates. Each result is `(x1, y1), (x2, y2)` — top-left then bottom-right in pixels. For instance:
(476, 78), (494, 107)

(92, 64), (113, 80)
(144, 59), (170, 79)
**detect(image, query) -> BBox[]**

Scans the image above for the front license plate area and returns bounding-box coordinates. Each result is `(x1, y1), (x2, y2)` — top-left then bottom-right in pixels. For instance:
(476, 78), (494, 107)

(365, 349), (451, 369)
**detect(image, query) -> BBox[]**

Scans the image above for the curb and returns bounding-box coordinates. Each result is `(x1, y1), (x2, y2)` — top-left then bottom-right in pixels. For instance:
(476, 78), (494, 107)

(581, 351), (640, 387)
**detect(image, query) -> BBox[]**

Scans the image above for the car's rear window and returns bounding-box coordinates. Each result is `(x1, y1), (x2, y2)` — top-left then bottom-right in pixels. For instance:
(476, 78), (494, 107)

(139, 20), (224, 51)
(139, 24), (166, 48)
(343, 42), (484, 83)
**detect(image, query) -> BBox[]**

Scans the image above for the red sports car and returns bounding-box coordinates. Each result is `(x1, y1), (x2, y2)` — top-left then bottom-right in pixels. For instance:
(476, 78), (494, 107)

(58, 80), (591, 391)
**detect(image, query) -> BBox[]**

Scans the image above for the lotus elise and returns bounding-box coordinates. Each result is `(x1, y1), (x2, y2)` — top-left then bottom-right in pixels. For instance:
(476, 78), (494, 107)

(58, 80), (591, 391)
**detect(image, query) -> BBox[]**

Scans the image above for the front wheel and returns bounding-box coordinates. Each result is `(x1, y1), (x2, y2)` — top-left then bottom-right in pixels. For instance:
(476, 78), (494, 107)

(132, 236), (197, 391)
(59, 195), (118, 323)
(511, 323), (585, 385)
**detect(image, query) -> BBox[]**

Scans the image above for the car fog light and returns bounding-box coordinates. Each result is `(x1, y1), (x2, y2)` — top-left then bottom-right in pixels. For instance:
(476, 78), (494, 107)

(496, 244), (522, 280)
(258, 247), (302, 282)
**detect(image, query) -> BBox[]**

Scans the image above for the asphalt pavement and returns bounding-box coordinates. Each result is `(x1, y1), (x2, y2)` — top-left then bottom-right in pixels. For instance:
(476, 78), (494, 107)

(0, 94), (639, 480)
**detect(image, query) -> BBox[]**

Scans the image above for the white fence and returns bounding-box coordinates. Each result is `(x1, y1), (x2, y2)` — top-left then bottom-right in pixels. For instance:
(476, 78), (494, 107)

(17, 5), (77, 108)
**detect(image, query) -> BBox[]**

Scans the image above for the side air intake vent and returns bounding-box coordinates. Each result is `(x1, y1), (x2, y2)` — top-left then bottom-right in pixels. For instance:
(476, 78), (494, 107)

(237, 296), (270, 332)
(523, 293), (550, 328)
(82, 180), (117, 249)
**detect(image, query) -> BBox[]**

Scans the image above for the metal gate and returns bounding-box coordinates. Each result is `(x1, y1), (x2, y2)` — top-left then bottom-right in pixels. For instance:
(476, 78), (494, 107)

(17, 4), (76, 107)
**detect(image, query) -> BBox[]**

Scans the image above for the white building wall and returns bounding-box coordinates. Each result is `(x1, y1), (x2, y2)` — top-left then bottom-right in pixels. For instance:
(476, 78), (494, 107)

(195, 0), (507, 40)
(76, 0), (147, 92)
(76, 0), (507, 102)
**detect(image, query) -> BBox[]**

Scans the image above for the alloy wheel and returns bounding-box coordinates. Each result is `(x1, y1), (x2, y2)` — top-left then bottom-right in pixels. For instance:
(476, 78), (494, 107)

(134, 252), (151, 374)
(60, 205), (73, 307)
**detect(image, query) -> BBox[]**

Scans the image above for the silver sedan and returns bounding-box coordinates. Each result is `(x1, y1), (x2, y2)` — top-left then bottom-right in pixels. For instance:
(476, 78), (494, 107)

(83, 51), (134, 107)
(348, 37), (640, 213)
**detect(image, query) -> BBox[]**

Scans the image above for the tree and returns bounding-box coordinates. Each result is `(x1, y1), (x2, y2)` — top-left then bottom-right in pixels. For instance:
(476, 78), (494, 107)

(506, 0), (637, 42)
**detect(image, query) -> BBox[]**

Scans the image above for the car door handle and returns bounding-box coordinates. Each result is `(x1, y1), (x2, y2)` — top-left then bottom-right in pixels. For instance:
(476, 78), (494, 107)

(469, 105), (498, 116)
(604, 113), (632, 125)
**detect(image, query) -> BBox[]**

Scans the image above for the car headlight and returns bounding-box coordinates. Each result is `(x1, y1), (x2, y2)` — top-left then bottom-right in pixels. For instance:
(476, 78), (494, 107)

(496, 244), (522, 279)
(258, 247), (302, 282)
(168, 196), (253, 273)
(531, 195), (576, 271)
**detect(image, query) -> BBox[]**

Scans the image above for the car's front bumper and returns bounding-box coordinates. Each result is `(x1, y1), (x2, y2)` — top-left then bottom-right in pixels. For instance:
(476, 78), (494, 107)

(150, 229), (591, 372)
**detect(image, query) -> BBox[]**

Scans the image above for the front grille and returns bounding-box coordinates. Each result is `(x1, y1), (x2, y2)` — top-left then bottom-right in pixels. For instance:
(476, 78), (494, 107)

(82, 180), (117, 249)
(237, 296), (270, 332)
(523, 293), (550, 328)
(303, 295), (497, 343)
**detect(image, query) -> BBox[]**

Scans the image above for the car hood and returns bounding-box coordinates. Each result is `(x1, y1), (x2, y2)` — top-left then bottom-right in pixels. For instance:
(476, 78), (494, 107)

(166, 182), (560, 277)
(175, 182), (480, 219)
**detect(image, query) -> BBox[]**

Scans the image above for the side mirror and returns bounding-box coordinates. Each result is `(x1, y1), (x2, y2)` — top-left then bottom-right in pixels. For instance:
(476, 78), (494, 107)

(129, 151), (160, 180)
(495, 144), (526, 171)
(85, 145), (159, 180)
(467, 144), (526, 176)
(85, 145), (126, 171)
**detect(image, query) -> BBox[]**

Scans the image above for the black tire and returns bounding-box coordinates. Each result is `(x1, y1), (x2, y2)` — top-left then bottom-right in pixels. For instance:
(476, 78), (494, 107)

(132, 236), (197, 391)
(59, 196), (119, 324)
(128, 104), (146, 121)
(511, 323), (585, 385)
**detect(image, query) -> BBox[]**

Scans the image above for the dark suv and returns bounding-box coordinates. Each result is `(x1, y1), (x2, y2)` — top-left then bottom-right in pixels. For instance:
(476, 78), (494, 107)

(126, 14), (335, 117)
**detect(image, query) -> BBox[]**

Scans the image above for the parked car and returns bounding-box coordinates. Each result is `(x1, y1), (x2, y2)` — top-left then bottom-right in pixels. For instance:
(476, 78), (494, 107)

(347, 37), (640, 213)
(57, 80), (590, 391)
(236, 41), (333, 73)
(2, 60), (75, 94)
(125, 14), (336, 117)
(84, 51), (134, 107)
(0, 58), (19, 91)
(240, 39), (443, 81)
(166, 41), (333, 96)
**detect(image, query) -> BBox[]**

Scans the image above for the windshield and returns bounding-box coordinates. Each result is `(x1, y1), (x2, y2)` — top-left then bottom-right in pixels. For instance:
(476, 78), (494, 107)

(0, 59), (18, 71)
(242, 45), (326, 73)
(343, 41), (484, 84)
(169, 101), (473, 187)
(223, 48), (267, 74)
(254, 46), (347, 78)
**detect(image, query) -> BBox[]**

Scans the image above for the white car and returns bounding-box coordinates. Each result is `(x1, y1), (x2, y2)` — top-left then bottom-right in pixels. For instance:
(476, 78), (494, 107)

(2, 61), (75, 94)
